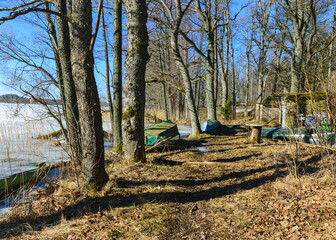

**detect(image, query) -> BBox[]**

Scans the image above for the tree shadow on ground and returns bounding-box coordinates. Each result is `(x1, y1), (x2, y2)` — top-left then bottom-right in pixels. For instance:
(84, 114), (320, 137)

(211, 153), (262, 162)
(207, 145), (248, 153)
(0, 154), (322, 239)
(146, 139), (207, 153)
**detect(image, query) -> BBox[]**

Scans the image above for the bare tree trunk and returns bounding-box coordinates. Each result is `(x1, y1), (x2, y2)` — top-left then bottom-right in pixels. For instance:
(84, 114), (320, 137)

(256, 0), (271, 121)
(47, 0), (82, 163)
(205, 26), (216, 120)
(156, 30), (169, 121)
(113, 0), (123, 149)
(224, 23), (230, 105)
(71, 0), (108, 189)
(161, 82), (169, 121)
(171, 33), (201, 134)
(218, 34), (226, 107)
(159, 0), (201, 135)
(102, 10), (113, 133)
(288, 0), (308, 93)
(122, 0), (149, 162)
(272, 49), (282, 94)
(230, 30), (236, 120)
(214, 0), (219, 107)
(328, 8), (336, 91)
(245, 19), (253, 107)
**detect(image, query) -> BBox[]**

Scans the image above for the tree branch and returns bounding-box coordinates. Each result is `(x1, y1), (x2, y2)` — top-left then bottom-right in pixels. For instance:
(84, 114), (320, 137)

(90, 0), (104, 53)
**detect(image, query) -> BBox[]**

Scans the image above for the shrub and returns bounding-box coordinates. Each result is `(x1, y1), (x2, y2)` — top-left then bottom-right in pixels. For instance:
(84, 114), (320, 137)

(221, 99), (232, 120)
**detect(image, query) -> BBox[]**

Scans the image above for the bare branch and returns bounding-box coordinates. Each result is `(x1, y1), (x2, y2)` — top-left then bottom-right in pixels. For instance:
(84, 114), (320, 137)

(89, 0), (104, 53)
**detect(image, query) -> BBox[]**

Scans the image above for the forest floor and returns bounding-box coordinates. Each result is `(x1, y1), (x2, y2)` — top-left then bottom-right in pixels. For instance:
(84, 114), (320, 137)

(1, 130), (336, 239)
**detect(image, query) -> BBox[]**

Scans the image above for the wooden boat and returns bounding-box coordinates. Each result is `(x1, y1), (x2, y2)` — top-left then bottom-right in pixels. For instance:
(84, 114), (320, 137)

(145, 120), (180, 146)
(201, 120), (222, 132)
(0, 162), (50, 197)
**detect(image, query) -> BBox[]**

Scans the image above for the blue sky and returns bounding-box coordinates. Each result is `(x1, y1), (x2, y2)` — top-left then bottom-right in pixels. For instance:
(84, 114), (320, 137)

(0, 9), (112, 99)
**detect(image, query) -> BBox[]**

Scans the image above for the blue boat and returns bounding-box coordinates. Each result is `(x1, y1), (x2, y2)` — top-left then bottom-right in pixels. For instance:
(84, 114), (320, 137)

(201, 120), (222, 132)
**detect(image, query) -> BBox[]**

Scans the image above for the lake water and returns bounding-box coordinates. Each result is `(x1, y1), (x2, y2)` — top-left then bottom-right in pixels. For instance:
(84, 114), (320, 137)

(0, 103), (72, 178)
(0, 103), (192, 215)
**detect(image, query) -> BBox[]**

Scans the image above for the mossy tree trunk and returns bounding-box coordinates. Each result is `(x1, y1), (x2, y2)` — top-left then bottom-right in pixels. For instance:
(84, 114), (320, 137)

(70, 0), (108, 189)
(122, 0), (149, 162)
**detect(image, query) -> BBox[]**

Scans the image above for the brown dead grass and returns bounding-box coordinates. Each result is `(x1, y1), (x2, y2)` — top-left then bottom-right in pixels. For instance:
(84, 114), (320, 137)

(1, 133), (336, 239)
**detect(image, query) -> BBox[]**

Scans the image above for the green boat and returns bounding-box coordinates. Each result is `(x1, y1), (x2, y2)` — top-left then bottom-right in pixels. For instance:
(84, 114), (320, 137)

(248, 127), (307, 140)
(250, 127), (335, 145)
(0, 162), (51, 197)
(145, 120), (180, 146)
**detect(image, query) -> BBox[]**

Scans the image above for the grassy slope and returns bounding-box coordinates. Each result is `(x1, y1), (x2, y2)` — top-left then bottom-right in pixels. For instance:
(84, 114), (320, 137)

(1, 133), (336, 239)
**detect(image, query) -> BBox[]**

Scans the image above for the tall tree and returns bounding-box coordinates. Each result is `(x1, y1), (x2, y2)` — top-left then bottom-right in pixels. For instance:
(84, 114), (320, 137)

(0, 0), (109, 189)
(159, 0), (201, 136)
(194, 0), (217, 120)
(70, 0), (108, 189)
(244, 12), (254, 107)
(101, 9), (113, 136)
(255, 0), (271, 121)
(122, 0), (149, 162)
(229, 27), (236, 119)
(113, 0), (123, 149)
(275, 0), (312, 93)
(328, 7), (336, 91)
(51, 0), (82, 163)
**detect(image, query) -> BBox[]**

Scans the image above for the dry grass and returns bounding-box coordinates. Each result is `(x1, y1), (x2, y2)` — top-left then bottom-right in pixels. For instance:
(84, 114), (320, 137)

(1, 133), (336, 239)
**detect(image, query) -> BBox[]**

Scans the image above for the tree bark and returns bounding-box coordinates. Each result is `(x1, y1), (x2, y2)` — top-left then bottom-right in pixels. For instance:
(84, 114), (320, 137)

(205, 29), (216, 120)
(45, 1), (82, 164)
(70, 0), (108, 189)
(245, 19), (253, 107)
(171, 30), (201, 135)
(56, 0), (82, 163)
(122, 0), (149, 162)
(195, 0), (216, 121)
(113, 0), (123, 149)
(255, 0), (271, 121)
(230, 29), (236, 120)
(328, 7), (336, 91)
(159, 0), (201, 135)
(288, 0), (308, 93)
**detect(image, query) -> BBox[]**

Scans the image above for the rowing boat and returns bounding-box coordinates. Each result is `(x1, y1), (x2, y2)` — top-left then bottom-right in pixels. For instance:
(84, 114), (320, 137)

(145, 120), (180, 146)
(201, 120), (222, 132)
(0, 162), (50, 197)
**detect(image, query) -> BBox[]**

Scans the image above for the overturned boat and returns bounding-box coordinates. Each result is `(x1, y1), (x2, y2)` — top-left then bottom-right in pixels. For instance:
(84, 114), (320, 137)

(254, 127), (335, 145)
(201, 120), (222, 132)
(145, 120), (180, 146)
(0, 162), (50, 198)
